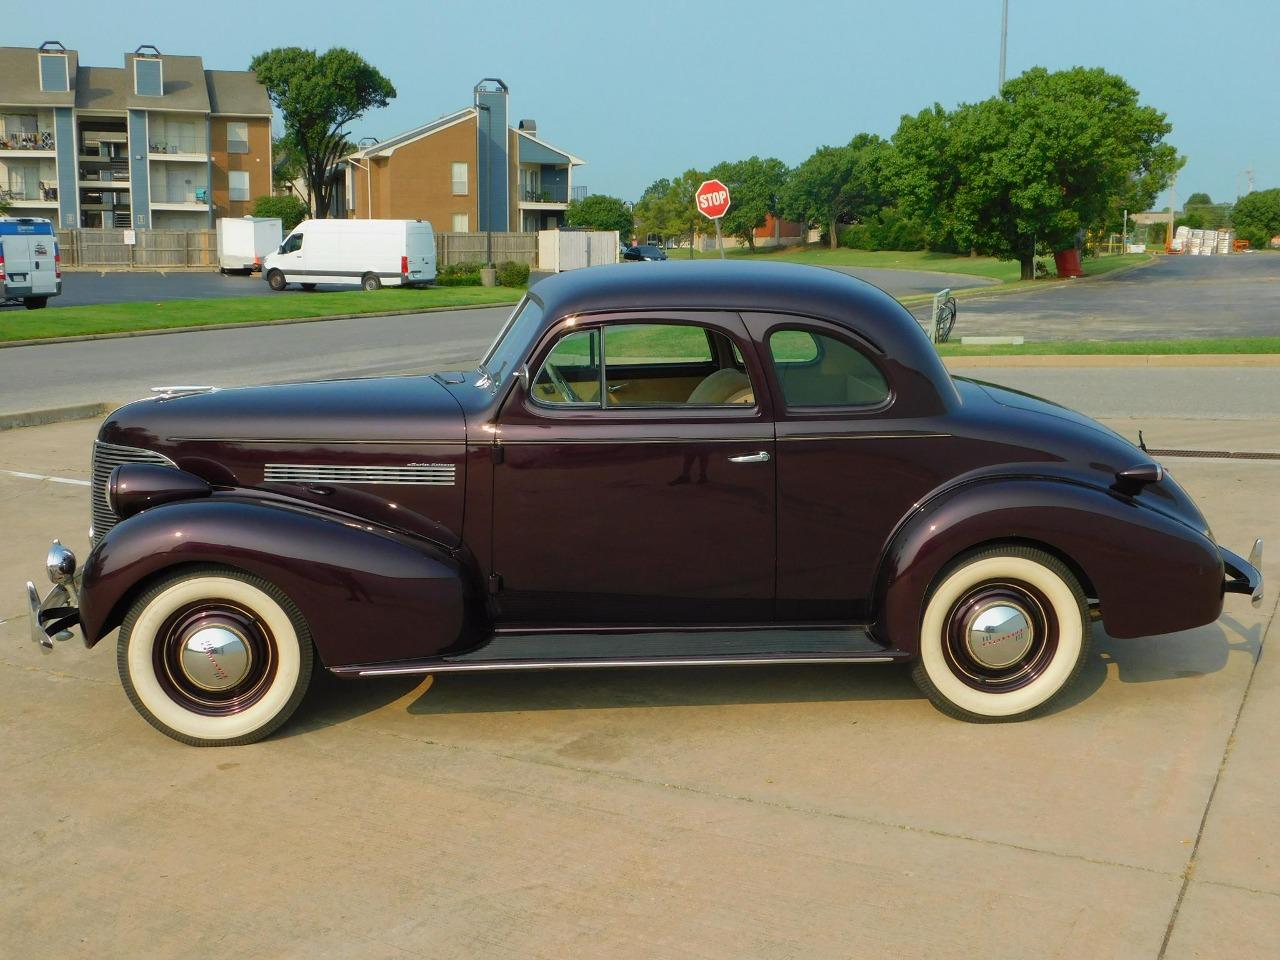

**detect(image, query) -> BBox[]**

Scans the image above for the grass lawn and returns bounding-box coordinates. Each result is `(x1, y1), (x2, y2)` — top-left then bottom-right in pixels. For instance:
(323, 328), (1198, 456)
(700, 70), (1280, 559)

(936, 336), (1280, 357)
(0, 286), (523, 343)
(663, 244), (1151, 285)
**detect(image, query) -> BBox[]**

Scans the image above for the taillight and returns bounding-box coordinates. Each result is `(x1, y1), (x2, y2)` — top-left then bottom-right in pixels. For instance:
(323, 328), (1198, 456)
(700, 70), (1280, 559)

(55, 248), (61, 279)
(0, 250), (5, 281)
(401, 255), (408, 276)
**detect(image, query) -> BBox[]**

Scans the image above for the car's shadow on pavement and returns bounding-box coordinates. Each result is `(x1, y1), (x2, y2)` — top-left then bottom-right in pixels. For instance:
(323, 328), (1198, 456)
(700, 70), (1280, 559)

(286, 662), (923, 734)
(286, 619), (1257, 734)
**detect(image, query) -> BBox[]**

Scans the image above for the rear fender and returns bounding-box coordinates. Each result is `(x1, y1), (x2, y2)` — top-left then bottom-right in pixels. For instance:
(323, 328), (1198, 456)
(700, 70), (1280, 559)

(79, 498), (478, 668)
(874, 478), (1224, 651)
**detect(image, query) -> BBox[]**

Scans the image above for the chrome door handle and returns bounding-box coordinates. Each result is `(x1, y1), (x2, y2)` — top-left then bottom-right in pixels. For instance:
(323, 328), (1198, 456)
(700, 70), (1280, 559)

(728, 451), (771, 464)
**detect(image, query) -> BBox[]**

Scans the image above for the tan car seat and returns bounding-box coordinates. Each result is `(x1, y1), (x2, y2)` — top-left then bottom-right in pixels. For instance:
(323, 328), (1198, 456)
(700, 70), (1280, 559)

(687, 368), (754, 405)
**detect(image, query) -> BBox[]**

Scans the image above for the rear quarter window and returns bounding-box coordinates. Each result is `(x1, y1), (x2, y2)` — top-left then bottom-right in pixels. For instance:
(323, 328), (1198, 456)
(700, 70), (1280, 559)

(768, 329), (890, 408)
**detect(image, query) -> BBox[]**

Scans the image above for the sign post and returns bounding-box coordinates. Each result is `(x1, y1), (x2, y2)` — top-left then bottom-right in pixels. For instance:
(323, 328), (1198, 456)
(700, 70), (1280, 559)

(695, 179), (731, 260)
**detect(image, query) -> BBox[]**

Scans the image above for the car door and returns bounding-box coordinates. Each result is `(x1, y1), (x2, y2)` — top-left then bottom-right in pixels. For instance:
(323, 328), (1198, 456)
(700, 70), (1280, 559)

(491, 311), (776, 625)
(743, 311), (951, 622)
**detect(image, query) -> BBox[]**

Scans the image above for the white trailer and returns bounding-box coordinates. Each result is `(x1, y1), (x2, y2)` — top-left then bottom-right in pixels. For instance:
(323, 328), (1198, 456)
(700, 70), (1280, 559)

(538, 229), (620, 272)
(217, 216), (284, 273)
(1, 217), (61, 309)
(262, 219), (436, 291)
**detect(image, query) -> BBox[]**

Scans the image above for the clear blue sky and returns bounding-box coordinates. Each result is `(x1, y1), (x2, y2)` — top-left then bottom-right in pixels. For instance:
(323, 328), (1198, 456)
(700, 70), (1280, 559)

(8, 0), (1276, 210)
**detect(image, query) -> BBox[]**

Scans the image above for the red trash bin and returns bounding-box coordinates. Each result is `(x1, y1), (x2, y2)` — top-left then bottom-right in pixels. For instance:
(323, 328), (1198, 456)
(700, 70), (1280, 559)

(1053, 248), (1085, 278)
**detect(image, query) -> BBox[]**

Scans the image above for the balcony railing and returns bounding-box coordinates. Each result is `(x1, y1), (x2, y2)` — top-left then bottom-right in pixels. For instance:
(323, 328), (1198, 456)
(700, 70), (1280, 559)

(153, 185), (210, 204)
(0, 130), (55, 151)
(521, 184), (568, 203)
(148, 134), (209, 155)
(572, 185), (587, 202)
(0, 185), (58, 202)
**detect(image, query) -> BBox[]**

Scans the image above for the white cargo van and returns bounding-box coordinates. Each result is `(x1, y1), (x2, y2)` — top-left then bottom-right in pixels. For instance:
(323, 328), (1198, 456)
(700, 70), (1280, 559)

(1, 217), (61, 309)
(262, 219), (436, 291)
(216, 216), (283, 273)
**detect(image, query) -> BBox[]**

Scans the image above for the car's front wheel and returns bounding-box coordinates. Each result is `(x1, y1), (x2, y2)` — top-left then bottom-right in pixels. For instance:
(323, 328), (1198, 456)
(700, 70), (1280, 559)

(117, 566), (314, 746)
(266, 269), (287, 291)
(912, 545), (1089, 722)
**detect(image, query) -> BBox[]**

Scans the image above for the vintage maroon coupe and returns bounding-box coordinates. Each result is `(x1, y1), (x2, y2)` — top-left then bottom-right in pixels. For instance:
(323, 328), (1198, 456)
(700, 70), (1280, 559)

(28, 262), (1262, 745)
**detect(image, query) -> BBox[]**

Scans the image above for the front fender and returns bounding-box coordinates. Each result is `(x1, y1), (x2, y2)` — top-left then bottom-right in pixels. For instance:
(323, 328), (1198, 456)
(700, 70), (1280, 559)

(79, 497), (477, 667)
(874, 478), (1224, 651)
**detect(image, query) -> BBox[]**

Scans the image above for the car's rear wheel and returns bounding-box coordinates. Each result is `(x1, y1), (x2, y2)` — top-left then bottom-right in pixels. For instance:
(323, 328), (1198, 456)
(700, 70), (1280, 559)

(361, 273), (382, 291)
(266, 269), (287, 291)
(24, 297), (48, 310)
(117, 566), (314, 746)
(912, 545), (1089, 722)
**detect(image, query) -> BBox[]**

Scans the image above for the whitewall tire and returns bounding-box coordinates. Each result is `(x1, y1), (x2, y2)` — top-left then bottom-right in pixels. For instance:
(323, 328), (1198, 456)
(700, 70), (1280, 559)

(117, 567), (314, 746)
(912, 546), (1090, 722)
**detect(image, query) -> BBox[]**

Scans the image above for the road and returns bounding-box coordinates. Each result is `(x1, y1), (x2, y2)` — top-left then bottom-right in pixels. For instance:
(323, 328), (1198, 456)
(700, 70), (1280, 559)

(926, 253), (1280, 341)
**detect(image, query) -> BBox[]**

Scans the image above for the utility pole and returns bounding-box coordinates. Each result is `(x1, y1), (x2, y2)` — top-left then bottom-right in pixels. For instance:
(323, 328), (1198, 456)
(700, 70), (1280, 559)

(998, 0), (1009, 91)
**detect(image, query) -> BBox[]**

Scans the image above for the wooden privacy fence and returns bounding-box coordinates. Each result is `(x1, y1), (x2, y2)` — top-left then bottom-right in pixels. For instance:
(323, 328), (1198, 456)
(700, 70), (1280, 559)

(58, 229), (218, 268)
(435, 232), (537, 266)
(56, 229), (536, 269)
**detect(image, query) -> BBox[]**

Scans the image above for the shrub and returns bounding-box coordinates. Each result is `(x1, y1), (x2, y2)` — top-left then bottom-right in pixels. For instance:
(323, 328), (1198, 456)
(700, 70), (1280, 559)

(496, 260), (530, 287)
(250, 194), (309, 231)
(436, 260), (483, 286)
(838, 208), (928, 251)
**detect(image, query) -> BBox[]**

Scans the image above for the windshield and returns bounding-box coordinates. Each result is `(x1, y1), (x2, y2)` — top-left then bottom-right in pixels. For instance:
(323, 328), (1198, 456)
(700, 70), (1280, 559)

(479, 297), (544, 386)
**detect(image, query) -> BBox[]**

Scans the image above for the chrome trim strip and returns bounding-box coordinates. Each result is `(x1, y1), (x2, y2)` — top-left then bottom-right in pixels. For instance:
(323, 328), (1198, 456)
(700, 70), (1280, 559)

(351, 654), (899, 676)
(497, 437), (772, 445)
(168, 438), (463, 445)
(778, 433), (952, 442)
(263, 463), (456, 486)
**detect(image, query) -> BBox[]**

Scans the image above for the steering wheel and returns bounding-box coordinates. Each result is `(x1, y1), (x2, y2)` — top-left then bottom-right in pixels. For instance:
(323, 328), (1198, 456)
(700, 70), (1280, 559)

(541, 361), (582, 403)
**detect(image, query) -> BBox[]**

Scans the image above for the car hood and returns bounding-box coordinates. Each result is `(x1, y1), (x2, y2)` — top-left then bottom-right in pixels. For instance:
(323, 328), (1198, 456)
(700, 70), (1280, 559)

(101, 375), (466, 448)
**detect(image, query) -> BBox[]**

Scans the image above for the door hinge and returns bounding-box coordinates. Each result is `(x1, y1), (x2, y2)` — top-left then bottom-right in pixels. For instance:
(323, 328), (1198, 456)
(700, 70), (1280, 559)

(492, 443), (505, 464)
(487, 573), (503, 595)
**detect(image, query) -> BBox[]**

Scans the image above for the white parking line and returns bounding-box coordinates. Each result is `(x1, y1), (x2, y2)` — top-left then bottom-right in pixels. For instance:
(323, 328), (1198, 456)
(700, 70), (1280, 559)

(1, 469), (90, 487)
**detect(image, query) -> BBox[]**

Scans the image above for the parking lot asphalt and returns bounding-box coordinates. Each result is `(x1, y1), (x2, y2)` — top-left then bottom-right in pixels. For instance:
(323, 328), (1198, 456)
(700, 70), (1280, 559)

(927, 253), (1280, 341)
(1, 411), (1276, 959)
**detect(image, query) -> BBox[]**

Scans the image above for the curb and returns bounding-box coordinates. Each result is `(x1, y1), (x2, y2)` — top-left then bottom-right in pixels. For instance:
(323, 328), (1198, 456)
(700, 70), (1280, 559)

(942, 353), (1280, 369)
(0, 402), (111, 432)
(0, 300), (518, 350)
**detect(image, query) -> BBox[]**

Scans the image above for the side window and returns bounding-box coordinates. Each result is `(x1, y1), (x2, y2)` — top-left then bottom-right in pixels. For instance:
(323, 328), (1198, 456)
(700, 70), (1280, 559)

(531, 329), (601, 406)
(768, 329), (889, 408)
(604, 323), (754, 407)
(281, 233), (303, 254)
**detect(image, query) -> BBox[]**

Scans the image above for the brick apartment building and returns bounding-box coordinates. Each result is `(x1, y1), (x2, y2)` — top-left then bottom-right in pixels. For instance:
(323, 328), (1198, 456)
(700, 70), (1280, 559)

(0, 41), (271, 229)
(339, 79), (585, 233)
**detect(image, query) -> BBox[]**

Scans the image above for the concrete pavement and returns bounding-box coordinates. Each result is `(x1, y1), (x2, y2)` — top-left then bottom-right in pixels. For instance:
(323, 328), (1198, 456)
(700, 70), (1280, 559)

(1, 409), (1276, 959)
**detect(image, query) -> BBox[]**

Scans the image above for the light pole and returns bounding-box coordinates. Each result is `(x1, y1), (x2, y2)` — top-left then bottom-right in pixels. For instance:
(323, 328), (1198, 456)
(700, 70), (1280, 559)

(998, 0), (1009, 91)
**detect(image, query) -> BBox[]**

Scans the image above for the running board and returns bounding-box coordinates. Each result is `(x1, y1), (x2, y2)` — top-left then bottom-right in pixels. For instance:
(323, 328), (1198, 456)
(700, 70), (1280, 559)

(331, 626), (904, 678)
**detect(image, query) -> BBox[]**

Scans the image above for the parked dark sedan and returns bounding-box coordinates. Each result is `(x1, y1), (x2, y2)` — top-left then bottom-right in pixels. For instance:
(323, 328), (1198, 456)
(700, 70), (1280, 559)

(27, 262), (1262, 745)
(623, 243), (668, 261)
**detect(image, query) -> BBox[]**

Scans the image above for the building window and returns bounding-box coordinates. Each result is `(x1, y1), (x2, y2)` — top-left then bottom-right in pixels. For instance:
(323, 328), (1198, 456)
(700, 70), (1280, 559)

(134, 57), (163, 97)
(228, 170), (250, 202)
(226, 121), (249, 154)
(451, 213), (469, 232)
(451, 162), (468, 196)
(38, 54), (68, 93)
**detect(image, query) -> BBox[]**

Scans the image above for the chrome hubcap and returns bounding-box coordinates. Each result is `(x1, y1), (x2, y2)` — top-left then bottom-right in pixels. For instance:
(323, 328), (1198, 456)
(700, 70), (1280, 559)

(178, 626), (252, 691)
(964, 602), (1034, 669)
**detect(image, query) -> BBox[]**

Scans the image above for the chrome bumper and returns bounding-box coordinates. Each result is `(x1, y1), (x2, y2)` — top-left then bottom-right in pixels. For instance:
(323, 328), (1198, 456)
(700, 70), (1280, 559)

(1221, 538), (1264, 609)
(25, 539), (82, 652)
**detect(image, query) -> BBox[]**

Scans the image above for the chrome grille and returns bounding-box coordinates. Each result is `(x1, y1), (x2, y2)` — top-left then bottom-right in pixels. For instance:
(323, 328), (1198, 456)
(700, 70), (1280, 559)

(90, 441), (177, 545)
(263, 463), (456, 486)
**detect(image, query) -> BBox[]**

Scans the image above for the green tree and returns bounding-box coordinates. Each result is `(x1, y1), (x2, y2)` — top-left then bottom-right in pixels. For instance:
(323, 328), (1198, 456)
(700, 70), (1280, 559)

(707, 156), (789, 250)
(251, 194), (310, 231)
(1184, 191), (1212, 208)
(634, 171), (706, 255)
(779, 145), (854, 249)
(271, 132), (306, 198)
(565, 194), (635, 237)
(250, 47), (395, 219)
(893, 67), (1181, 279)
(1231, 188), (1280, 249)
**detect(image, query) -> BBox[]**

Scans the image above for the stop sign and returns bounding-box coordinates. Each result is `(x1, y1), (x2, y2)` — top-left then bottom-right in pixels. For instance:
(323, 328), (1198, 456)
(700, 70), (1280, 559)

(695, 179), (732, 220)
